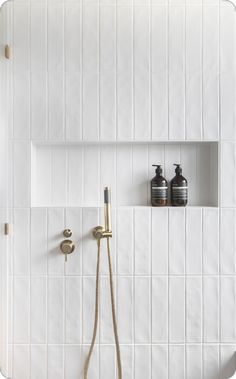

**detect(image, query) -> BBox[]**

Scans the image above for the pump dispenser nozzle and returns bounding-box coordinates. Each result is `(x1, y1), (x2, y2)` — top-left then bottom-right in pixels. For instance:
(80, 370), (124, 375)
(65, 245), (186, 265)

(174, 164), (182, 175)
(152, 164), (163, 175)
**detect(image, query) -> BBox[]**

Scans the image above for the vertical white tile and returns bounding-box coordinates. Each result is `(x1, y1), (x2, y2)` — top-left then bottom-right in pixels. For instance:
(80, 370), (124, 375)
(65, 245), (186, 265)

(31, 277), (46, 344)
(30, 3), (47, 72)
(65, 276), (82, 343)
(169, 345), (185, 379)
(220, 277), (236, 342)
(132, 145), (149, 205)
(203, 345), (219, 379)
(100, 6), (116, 140)
(185, 5), (202, 140)
(82, 208), (99, 276)
(203, 208), (219, 274)
(65, 207), (82, 275)
(13, 345), (30, 379)
(48, 345), (64, 379)
(82, 277), (97, 344)
(152, 208), (168, 275)
(100, 145), (116, 204)
(51, 147), (67, 206)
(117, 6), (133, 140)
(13, 3), (29, 71)
(67, 148), (83, 206)
(220, 209), (236, 274)
(31, 72), (47, 140)
(48, 70), (65, 140)
(134, 277), (151, 343)
(117, 208), (133, 275)
(31, 208), (47, 275)
(134, 6), (150, 140)
(13, 140), (30, 207)
(30, 345), (47, 379)
(186, 277), (202, 343)
(30, 3), (47, 140)
(83, 146), (99, 206)
(197, 144), (211, 206)
(151, 6), (168, 140)
(152, 345), (168, 379)
(14, 277), (29, 343)
(13, 208), (30, 275)
(117, 276), (133, 344)
(202, 6), (219, 140)
(47, 208), (65, 275)
(169, 277), (185, 343)
(120, 345), (134, 378)
(169, 6), (185, 140)
(13, 71), (30, 139)
(48, 4), (64, 72)
(100, 345), (116, 379)
(48, 4), (64, 140)
(65, 4), (82, 141)
(82, 5), (99, 140)
(48, 277), (64, 344)
(100, 276), (114, 344)
(34, 146), (52, 206)
(169, 208), (185, 275)
(135, 345), (151, 379)
(220, 142), (236, 207)
(203, 277), (219, 342)
(186, 208), (202, 275)
(134, 208), (151, 275)
(186, 345), (202, 379)
(220, 5), (236, 141)
(152, 277), (168, 343)
(65, 346), (82, 379)
(116, 145), (133, 205)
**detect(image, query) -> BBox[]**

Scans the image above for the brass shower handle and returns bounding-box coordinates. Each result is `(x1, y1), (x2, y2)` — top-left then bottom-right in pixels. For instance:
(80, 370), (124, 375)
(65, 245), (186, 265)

(60, 239), (75, 262)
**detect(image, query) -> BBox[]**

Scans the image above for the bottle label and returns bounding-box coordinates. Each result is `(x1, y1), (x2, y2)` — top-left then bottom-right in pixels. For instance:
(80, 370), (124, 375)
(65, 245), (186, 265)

(152, 186), (168, 201)
(172, 185), (188, 200)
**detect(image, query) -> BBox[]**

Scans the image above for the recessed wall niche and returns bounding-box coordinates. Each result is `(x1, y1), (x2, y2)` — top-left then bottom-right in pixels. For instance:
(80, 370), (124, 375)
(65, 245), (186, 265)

(31, 142), (218, 207)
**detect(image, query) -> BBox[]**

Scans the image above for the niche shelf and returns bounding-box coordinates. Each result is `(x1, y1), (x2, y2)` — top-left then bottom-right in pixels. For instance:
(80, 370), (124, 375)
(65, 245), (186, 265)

(31, 141), (219, 208)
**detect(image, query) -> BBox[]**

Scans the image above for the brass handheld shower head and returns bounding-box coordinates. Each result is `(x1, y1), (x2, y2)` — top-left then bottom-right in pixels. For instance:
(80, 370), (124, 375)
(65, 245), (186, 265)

(104, 187), (111, 233)
(93, 187), (112, 239)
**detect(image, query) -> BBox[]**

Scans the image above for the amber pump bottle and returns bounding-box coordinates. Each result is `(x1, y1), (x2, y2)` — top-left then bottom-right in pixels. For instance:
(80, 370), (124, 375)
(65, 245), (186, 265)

(171, 164), (188, 206)
(151, 165), (168, 206)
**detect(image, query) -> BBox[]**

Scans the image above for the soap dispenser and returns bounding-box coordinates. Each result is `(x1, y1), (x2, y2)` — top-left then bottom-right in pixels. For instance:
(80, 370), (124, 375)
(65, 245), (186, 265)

(171, 164), (188, 206)
(151, 165), (168, 206)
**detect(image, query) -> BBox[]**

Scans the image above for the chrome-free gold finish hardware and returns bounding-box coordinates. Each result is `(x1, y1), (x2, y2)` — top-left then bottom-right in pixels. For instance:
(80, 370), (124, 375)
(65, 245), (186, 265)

(60, 239), (75, 262)
(63, 229), (72, 238)
(93, 187), (112, 240)
(4, 223), (10, 235)
(5, 45), (10, 59)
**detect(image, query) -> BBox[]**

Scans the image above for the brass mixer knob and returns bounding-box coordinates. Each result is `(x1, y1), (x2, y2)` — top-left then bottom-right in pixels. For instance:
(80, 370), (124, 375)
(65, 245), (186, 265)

(60, 239), (75, 261)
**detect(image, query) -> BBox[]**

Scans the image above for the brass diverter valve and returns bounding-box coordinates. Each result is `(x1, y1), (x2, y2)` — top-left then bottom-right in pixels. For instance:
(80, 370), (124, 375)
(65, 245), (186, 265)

(60, 229), (75, 262)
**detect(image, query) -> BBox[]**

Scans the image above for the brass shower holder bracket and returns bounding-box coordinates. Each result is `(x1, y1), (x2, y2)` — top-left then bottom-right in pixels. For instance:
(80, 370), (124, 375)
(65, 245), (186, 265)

(93, 226), (112, 240)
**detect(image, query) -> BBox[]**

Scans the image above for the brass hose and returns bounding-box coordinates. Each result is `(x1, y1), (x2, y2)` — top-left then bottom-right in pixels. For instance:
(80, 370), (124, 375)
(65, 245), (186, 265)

(83, 237), (122, 379)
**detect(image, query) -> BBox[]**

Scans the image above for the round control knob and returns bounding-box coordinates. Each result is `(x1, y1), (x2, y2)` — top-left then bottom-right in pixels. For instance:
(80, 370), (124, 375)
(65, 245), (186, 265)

(60, 239), (75, 255)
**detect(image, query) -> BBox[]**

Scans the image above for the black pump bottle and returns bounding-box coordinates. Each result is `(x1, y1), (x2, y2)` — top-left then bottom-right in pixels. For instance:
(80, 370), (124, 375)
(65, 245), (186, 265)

(171, 164), (188, 206)
(151, 165), (168, 206)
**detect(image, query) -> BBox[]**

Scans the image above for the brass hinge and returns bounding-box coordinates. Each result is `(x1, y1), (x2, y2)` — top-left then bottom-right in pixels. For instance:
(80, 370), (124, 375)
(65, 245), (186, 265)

(4, 223), (11, 236)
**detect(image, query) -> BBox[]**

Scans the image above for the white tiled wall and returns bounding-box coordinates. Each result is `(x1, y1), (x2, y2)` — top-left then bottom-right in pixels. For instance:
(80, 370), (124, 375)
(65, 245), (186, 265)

(1, 0), (236, 378)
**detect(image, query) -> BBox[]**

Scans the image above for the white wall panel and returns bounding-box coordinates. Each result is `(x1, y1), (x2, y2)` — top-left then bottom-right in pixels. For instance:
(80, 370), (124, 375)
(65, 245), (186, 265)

(202, 5), (219, 140)
(30, 345), (47, 379)
(186, 277), (202, 343)
(169, 277), (185, 343)
(169, 6), (185, 140)
(65, 276), (82, 344)
(82, 4), (99, 140)
(169, 208), (185, 275)
(47, 277), (64, 344)
(134, 277), (151, 343)
(13, 277), (30, 344)
(203, 277), (219, 342)
(152, 277), (168, 343)
(30, 277), (46, 344)
(202, 208), (219, 274)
